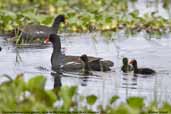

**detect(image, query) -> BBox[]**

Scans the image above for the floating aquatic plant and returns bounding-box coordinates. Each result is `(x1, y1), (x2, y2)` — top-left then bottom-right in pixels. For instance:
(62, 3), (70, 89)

(0, 74), (170, 113)
(0, 0), (171, 41)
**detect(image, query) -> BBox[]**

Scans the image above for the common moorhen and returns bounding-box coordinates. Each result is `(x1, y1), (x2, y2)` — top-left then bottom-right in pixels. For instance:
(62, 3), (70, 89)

(129, 59), (156, 75)
(49, 34), (114, 73)
(121, 57), (133, 73)
(49, 34), (91, 75)
(11, 15), (65, 43)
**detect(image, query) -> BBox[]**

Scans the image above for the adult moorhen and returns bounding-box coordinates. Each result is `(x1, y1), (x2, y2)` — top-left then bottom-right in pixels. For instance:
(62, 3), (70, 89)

(129, 59), (156, 75)
(49, 34), (91, 75)
(11, 15), (65, 43)
(121, 57), (133, 73)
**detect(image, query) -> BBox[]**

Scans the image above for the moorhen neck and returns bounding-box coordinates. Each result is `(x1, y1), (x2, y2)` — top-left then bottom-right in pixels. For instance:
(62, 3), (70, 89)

(11, 15), (65, 43)
(129, 59), (156, 75)
(49, 34), (62, 71)
(49, 33), (83, 73)
(52, 15), (65, 32)
(121, 57), (132, 73)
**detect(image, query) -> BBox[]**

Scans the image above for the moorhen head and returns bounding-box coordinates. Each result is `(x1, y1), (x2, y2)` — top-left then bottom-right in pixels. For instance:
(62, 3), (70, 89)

(121, 57), (133, 73)
(129, 59), (156, 75)
(80, 54), (89, 63)
(52, 15), (65, 29)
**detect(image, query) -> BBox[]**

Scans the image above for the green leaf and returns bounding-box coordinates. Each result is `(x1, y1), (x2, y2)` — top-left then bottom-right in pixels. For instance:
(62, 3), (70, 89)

(129, 10), (139, 18)
(59, 86), (77, 111)
(68, 86), (77, 98)
(86, 95), (97, 105)
(27, 75), (46, 91)
(43, 90), (57, 107)
(114, 104), (130, 114)
(110, 96), (119, 104)
(13, 73), (26, 95)
(160, 102), (171, 112)
(105, 16), (113, 23)
(41, 16), (53, 25)
(127, 97), (144, 109)
(130, 0), (137, 3)
(147, 101), (158, 112)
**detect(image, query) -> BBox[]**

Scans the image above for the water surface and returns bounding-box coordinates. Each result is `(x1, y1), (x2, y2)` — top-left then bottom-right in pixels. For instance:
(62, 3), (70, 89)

(0, 32), (171, 105)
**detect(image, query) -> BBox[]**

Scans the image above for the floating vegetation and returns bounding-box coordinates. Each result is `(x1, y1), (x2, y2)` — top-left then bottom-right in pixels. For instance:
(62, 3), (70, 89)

(0, 0), (171, 39)
(0, 74), (171, 113)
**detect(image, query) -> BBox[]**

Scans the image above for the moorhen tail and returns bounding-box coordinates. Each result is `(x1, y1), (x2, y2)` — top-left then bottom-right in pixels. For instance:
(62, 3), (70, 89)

(129, 59), (156, 75)
(89, 58), (113, 71)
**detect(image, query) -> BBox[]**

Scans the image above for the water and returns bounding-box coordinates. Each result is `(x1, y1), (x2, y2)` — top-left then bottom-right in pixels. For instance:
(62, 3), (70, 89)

(1, 32), (171, 106)
(129, 0), (170, 18)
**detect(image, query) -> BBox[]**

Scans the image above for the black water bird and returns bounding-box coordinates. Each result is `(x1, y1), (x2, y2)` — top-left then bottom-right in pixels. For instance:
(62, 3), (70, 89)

(121, 57), (133, 73)
(10, 15), (65, 43)
(49, 34), (114, 74)
(129, 59), (156, 75)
